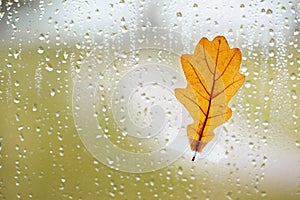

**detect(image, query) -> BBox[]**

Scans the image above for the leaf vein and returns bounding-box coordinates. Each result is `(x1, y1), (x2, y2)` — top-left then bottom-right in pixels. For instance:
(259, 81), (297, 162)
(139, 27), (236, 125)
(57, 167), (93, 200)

(180, 93), (207, 116)
(189, 62), (210, 96)
(216, 51), (237, 81)
(212, 76), (245, 99)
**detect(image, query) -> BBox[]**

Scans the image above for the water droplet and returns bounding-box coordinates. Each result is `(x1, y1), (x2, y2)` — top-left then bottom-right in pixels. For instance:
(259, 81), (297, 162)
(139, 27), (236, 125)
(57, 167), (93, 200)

(281, 6), (286, 12)
(290, 73), (296, 80)
(249, 142), (254, 149)
(244, 81), (251, 88)
(36, 127), (41, 132)
(159, 148), (166, 154)
(14, 81), (20, 87)
(269, 38), (275, 47)
(268, 78), (274, 85)
(39, 34), (45, 41)
(240, 4), (245, 10)
(61, 176), (66, 183)
(176, 12), (182, 21)
(17, 125), (24, 131)
(32, 104), (37, 112)
(264, 95), (269, 101)
(75, 65), (80, 73)
(45, 64), (53, 72)
(291, 90), (297, 100)
(50, 89), (56, 96)
(177, 166), (183, 175)
(37, 47), (44, 54)
(120, 17), (125, 25)
(266, 9), (273, 17)
(268, 50), (275, 57)
(261, 191), (267, 197)
(107, 157), (114, 165)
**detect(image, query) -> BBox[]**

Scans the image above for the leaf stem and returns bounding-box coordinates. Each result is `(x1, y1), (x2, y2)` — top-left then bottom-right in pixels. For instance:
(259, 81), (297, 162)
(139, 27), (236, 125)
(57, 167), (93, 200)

(192, 150), (197, 161)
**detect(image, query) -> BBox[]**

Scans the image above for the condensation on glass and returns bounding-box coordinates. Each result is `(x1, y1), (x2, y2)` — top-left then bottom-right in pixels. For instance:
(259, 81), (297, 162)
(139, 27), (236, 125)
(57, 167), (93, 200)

(0, 0), (299, 199)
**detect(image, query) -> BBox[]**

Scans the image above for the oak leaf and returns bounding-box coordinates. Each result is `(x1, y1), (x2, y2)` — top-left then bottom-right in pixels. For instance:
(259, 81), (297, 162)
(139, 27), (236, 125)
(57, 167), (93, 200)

(175, 36), (245, 161)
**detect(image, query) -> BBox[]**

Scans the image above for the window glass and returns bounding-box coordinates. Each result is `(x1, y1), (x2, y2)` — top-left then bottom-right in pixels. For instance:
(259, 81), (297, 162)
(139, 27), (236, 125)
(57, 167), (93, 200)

(0, 0), (299, 199)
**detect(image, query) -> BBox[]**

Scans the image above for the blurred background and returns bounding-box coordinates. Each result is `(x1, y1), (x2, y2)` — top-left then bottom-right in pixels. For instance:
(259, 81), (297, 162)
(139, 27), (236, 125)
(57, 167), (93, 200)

(0, 0), (299, 199)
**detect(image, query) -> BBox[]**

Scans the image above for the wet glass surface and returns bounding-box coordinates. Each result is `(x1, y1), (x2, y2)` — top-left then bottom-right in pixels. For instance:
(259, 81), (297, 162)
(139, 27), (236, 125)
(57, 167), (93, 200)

(0, 0), (299, 199)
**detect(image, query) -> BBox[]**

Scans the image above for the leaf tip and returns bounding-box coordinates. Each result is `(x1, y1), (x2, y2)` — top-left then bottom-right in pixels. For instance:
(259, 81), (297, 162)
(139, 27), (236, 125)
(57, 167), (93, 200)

(213, 35), (226, 41)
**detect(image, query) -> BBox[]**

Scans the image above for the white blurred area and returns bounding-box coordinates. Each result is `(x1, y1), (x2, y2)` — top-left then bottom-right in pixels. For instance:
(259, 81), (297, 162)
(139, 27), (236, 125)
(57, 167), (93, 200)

(0, 0), (297, 46)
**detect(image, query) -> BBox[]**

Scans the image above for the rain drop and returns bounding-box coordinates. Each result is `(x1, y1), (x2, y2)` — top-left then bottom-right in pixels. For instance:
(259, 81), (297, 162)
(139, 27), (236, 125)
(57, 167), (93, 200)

(290, 73), (296, 80)
(244, 81), (251, 88)
(37, 47), (44, 54)
(50, 89), (56, 97)
(61, 176), (66, 183)
(176, 12), (183, 21)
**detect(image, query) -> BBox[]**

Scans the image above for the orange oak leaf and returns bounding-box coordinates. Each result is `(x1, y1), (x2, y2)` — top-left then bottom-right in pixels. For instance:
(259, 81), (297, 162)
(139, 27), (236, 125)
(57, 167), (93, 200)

(175, 36), (245, 161)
